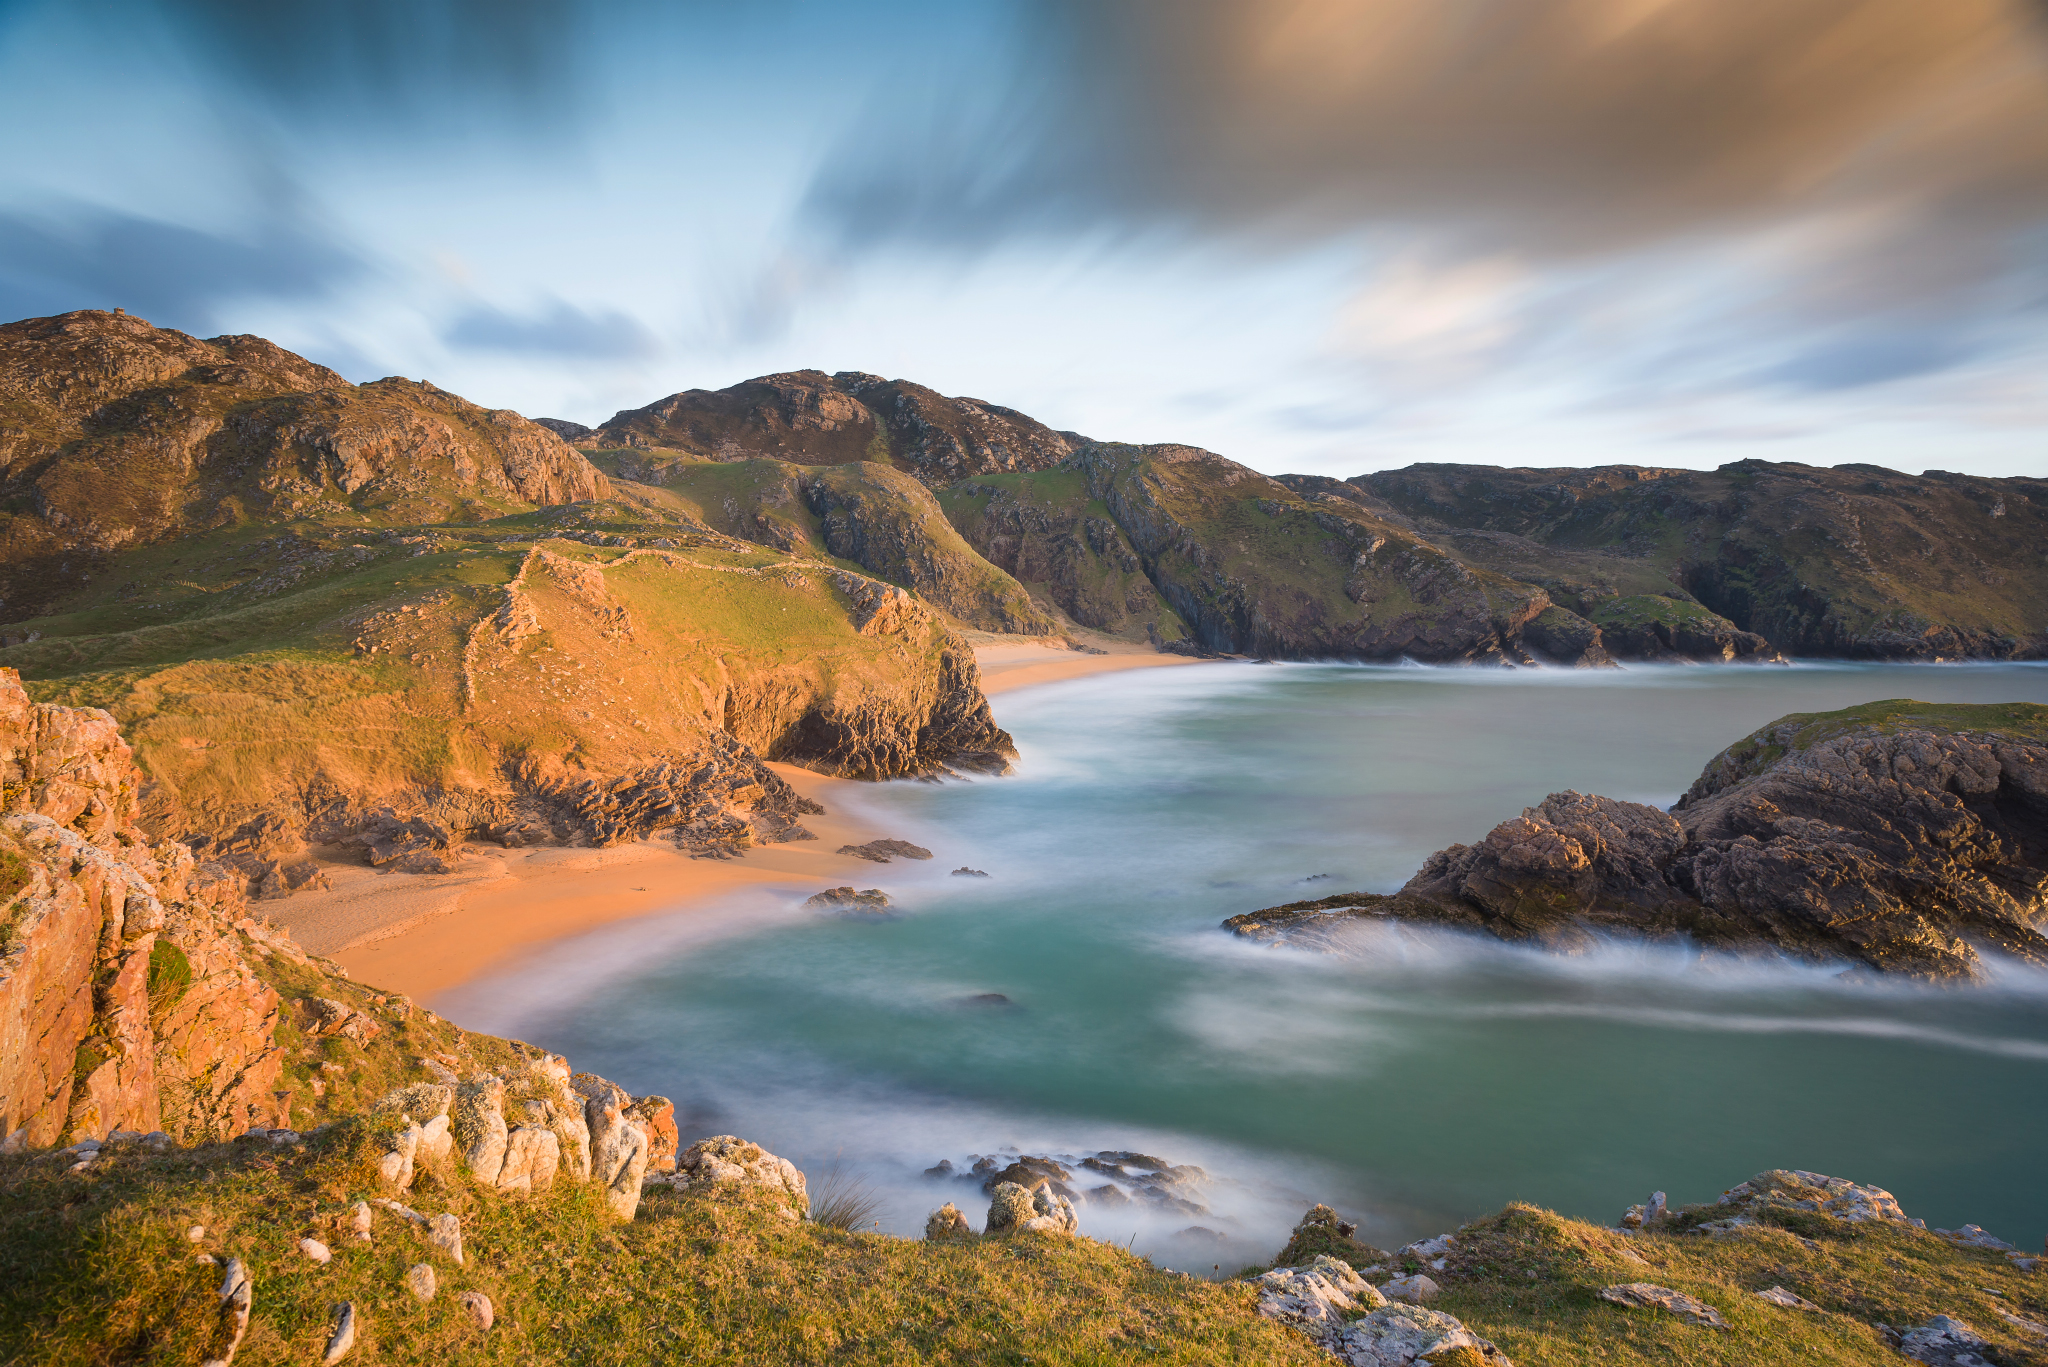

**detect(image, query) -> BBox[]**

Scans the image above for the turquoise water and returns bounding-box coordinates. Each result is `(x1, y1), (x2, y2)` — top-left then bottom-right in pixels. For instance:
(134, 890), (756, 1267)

(450, 661), (2048, 1269)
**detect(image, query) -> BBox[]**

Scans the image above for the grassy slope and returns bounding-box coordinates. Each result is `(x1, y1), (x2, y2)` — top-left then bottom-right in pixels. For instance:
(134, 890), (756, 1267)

(1589, 594), (1739, 633)
(1691, 700), (2048, 797)
(0, 1137), (1323, 1367)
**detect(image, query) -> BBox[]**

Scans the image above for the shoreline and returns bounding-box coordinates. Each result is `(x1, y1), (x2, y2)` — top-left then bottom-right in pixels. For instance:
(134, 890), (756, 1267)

(271, 636), (1192, 1006)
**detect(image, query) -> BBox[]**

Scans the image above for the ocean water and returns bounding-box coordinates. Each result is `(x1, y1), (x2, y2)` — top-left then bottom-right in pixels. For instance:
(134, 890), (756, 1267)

(446, 660), (2048, 1271)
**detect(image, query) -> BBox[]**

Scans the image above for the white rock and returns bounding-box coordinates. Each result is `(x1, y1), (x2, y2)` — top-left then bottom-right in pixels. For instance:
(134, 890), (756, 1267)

(1253, 1256), (1386, 1333)
(417, 1113), (453, 1164)
(1380, 1273), (1440, 1304)
(187, 1225), (206, 1242)
(321, 1303), (356, 1364)
(456, 1290), (494, 1332)
(298, 1238), (332, 1264)
(198, 1258), (252, 1367)
(673, 1135), (806, 1221)
(425, 1213), (464, 1265)
(348, 1200), (372, 1241)
(1897, 1314), (1996, 1366)
(1756, 1285), (1820, 1312)
(404, 1263), (436, 1302)
(1330, 1303), (1514, 1366)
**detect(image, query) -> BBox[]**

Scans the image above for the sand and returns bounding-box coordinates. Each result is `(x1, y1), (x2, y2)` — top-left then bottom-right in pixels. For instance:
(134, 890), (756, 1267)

(269, 636), (1203, 1007)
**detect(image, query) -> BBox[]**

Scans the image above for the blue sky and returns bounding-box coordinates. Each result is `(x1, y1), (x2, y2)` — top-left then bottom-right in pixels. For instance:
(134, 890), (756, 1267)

(3, 0), (2045, 477)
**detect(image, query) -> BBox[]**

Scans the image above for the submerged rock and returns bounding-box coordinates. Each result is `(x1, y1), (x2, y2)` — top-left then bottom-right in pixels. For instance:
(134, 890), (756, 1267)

(951, 866), (990, 877)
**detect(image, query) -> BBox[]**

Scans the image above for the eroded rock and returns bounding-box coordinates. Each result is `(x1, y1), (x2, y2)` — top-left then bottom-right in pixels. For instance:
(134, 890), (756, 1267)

(672, 1135), (808, 1220)
(1599, 1283), (1728, 1328)
(924, 1203), (973, 1240)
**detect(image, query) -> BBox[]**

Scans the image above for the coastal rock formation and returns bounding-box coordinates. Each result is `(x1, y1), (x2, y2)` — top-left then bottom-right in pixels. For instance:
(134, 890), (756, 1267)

(1587, 595), (1782, 664)
(1225, 701), (2048, 980)
(837, 839), (932, 863)
(1252, 1256), (1387, 1332)
(985, 1181), (1078, 1236)
(594, 369), (1079, 487)
(670, 1135), (810, 1220)
(0, 310), (607, 620)
(805, 886), (891, 912)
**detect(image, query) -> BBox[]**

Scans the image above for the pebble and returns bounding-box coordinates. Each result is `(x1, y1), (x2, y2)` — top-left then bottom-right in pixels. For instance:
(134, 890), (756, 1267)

(404, 1263), (436, 1301)
(299, 1238), (332, 1264)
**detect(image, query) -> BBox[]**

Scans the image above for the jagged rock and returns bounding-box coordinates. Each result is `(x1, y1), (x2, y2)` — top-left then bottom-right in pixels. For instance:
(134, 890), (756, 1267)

(453, 1078), (509, 1183)
(321, 1302), (356, 1363)
(1520, 605), (1615, 668)
(298, 1238), (331, 1264)
(805, 886), (891, 912)
(925, 1203), (974, 1240)
(456, 1290), (494, 1332)
(1714, 1170), (1914, 1227)
(1936, 1223), (2018, 1250)
(1252, 1255), (1387, 1333)
(673, 1135), (808, 1220)
(1756, 1286), (1820, 1311)
(951, 867), (989, 877)
(1896, 1315), (1997, 1366)
(837, 839), (933, 863)
(981, 1156), (1077, 1199)
(199, 1258), (252, 1367)
(1380, 1274), (1440, 1305)
(985, 1181), (1077, 1236)
(628, 1095), (677, 1173)
(497, 1125), (562, 1193)
(404, 1263), (436, 1301)
(425, 1213), (464, 1264)
(585, 1092), (650, 1220)
(1327, 1303), (1515, 1367)
(1227, 703), (2048, 980)
(1599, 1283), (1728, 1328)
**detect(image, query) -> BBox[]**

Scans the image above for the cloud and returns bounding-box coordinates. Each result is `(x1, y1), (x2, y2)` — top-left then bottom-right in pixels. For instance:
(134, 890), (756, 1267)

(443, 298), (660, 359)
(0, 202), (368, 332)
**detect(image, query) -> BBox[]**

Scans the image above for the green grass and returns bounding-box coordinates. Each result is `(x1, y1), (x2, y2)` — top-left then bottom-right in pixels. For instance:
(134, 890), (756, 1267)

(0, 1132), (1326, 1367)
(1704, 700), (2048, 786)
(1589, 594), (1730, 631)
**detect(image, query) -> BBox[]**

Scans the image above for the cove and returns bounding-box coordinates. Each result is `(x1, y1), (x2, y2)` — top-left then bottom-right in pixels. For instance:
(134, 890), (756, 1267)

(451, 660), (2048, 1271)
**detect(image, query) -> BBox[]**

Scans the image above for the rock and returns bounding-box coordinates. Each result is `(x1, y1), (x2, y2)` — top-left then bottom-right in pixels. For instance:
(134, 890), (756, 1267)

(497, 1125), (562, 1194)
(1227, 703), (2048, 980)
(369, 1197), (425, 1224)
(588, 1093), (651, 1220)
(425, 1213), (463, 1265)
(1252, 1255), (1387, 1333)
(187, 1225), (206, 1242)
(1599, 1283), (1728, 1328)
(373, 1082), (453, 1121)
(376, 1122), (421, 1189)
(673, 1135), (808, 1220)
(1756, 1285), (1820, 1311)
(805, 886), (891, 912)
(298, 1237), (332, 1264)
(417, 1113), (453, 1164)
(628, 1095), (678, 1173)
(321, 1302), (355, 1364)
(404, 1263), (436, 1301)
(924, 1203), (974, 1240)
(1328, 1302), (1515, 1367)
(1937, 1223), (2018, 1251)
(1380, 1274), (1441, 1305)
(1520, 605), (1614, 668)
(199, 1258), (252, 1367)
(951, 867), (989, 877)
(453, 1078), (509, 1183)
(456, 1290), (494, 1332)
(348, 1201), (371, 1241)
(964, 992), (1011, 1006)
(837, 839), (933, 863)
(980, 1155), (1077, 1199)
(1896, 1315), (1997, 1366)
(1717, 1170), (1912, 1225)
(985, 1180), (1077, 1236)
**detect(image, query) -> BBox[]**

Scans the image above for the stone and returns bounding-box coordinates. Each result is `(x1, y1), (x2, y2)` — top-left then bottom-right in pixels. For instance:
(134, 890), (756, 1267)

(925, 1203), (974, 1240)
(456, 1290), (494, 1332)
(589, 1094), (651, 1220)
(1755, 1285), (1820, 1311)
(372, 1082), (453, 1121)
(298, 1237), (331, 1264)
(1252, 1255), (1387, 1333)
(985, 1180), (1077, 1236)
(1600, 1283), (1728, 1328)
(348, 1201), (371, 1241)
(951, 867), (989, 877)
(836, 839), (932, 863)
(1897, 1315), (1997, 1366)
(1718, 1170), (1911, 1225)
(674, 1134), (808, 1219)
(805, 886), (891, 912)
(1328, 1302), (1515, 1367)
(199, 1258), (252, 1367)
(497, 1125), (561, 1194)
(1937, 1224), (2018, 1251)
(417, 1113), (453, 1163)
(629, 1095), (678, 1173)
(425, 1213), (463, 1265)
(1380, 1274), (1440, 1305)
(322, 1303), (355, 1363)
(376, 1122), (420, 1189)
(187, 1225), (206, 1242)
(369, 1197), (425, 1223)
(404, 1263), (436, 1302)
(985, 1181), (1036, 1234)
(453, 1078), (509, 1183)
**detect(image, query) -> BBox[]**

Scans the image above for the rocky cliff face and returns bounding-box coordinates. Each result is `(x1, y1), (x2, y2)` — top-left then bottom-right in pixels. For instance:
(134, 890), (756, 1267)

(595, 370), (1078, 488)
(0, 668), (291, 1147)
(0, 310), (608, 620)
(1358, 461), (2048, 661)
(1226, 701), (2048, 981)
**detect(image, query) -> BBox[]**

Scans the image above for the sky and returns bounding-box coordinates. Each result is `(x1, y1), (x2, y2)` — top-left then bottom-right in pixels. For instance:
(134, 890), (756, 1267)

(2, 0), (2045, 479)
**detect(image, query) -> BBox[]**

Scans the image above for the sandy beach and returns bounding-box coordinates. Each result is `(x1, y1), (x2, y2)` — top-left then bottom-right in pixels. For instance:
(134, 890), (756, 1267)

(269, 636), (1198, 1007)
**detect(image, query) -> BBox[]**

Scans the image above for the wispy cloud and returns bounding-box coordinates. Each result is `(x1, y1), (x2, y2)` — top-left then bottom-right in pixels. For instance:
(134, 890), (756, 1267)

(444, 297), (660, 359)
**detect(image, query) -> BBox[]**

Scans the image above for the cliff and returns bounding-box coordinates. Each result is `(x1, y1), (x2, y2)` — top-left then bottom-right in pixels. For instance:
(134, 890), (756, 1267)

(593, 369), (1079, 487)
(1226, 700), (2048, 980)
(0, 310), (608, 621)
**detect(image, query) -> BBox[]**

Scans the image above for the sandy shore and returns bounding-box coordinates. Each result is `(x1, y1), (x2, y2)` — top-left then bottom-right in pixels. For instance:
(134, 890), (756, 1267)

(269, 636), (1199, 1007)
(975, 636), (1197, 695)
(272, 765), (894, 1005)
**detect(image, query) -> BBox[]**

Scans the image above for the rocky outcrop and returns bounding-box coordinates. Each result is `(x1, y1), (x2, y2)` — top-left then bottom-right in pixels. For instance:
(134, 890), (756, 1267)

(1518, 606), (1614, 668)
(0, 668), (289, 1148)
(1225, 701), (2048, 981)
(0, 310), (608, 619)
(667, 1135), (810, 1220)
(1251, 1250), (1514, 1367)
(984, 1180), (1078, 1236)
(1588, 595), (1782, 664)
(595, 370), (1077, 487)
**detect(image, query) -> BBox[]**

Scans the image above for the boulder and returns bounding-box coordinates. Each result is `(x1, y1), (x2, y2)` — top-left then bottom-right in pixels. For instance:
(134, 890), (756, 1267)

(673, 1135), (808, 1220)
(985, 1180), (1077, 1236)
(805, 886), (891, 912)
(1717, 1170), (1911, 1225)
(297, 1237), (331, 1264)
(924, 1203), (974, 1240)
(836, 839), (933, 863)
(404, 1263), (436, 1301)
(1252, 1255), (1386, 1333)
(453, 1078), (509, 1183)
(497, 1126), (561, 1194)
(1599, 1283), (1728, 1328)
(1380, 1274), (1440, 1305)
(1328, 1303), (1515, 1367)
(588, 1093), (651, 1220)
(375, 1122), (421, 1189)
(425, 1213), (463, 1265)
(1896, 1315), (1997, 1367)
(321, 1302), (355, 1364)
(456, 1290), (494, 1332)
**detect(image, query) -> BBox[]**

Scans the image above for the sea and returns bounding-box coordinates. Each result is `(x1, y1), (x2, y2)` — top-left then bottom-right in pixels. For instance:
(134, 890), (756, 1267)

(443, 660), (2048, 1272)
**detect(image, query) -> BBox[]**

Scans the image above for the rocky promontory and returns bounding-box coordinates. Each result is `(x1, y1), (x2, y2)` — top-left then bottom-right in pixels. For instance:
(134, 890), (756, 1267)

(1226, 700), (2048, 981)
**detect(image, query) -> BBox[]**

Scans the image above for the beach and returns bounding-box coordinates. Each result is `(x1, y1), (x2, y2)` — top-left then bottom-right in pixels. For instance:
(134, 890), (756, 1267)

(269, 636), (1197, 1004)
